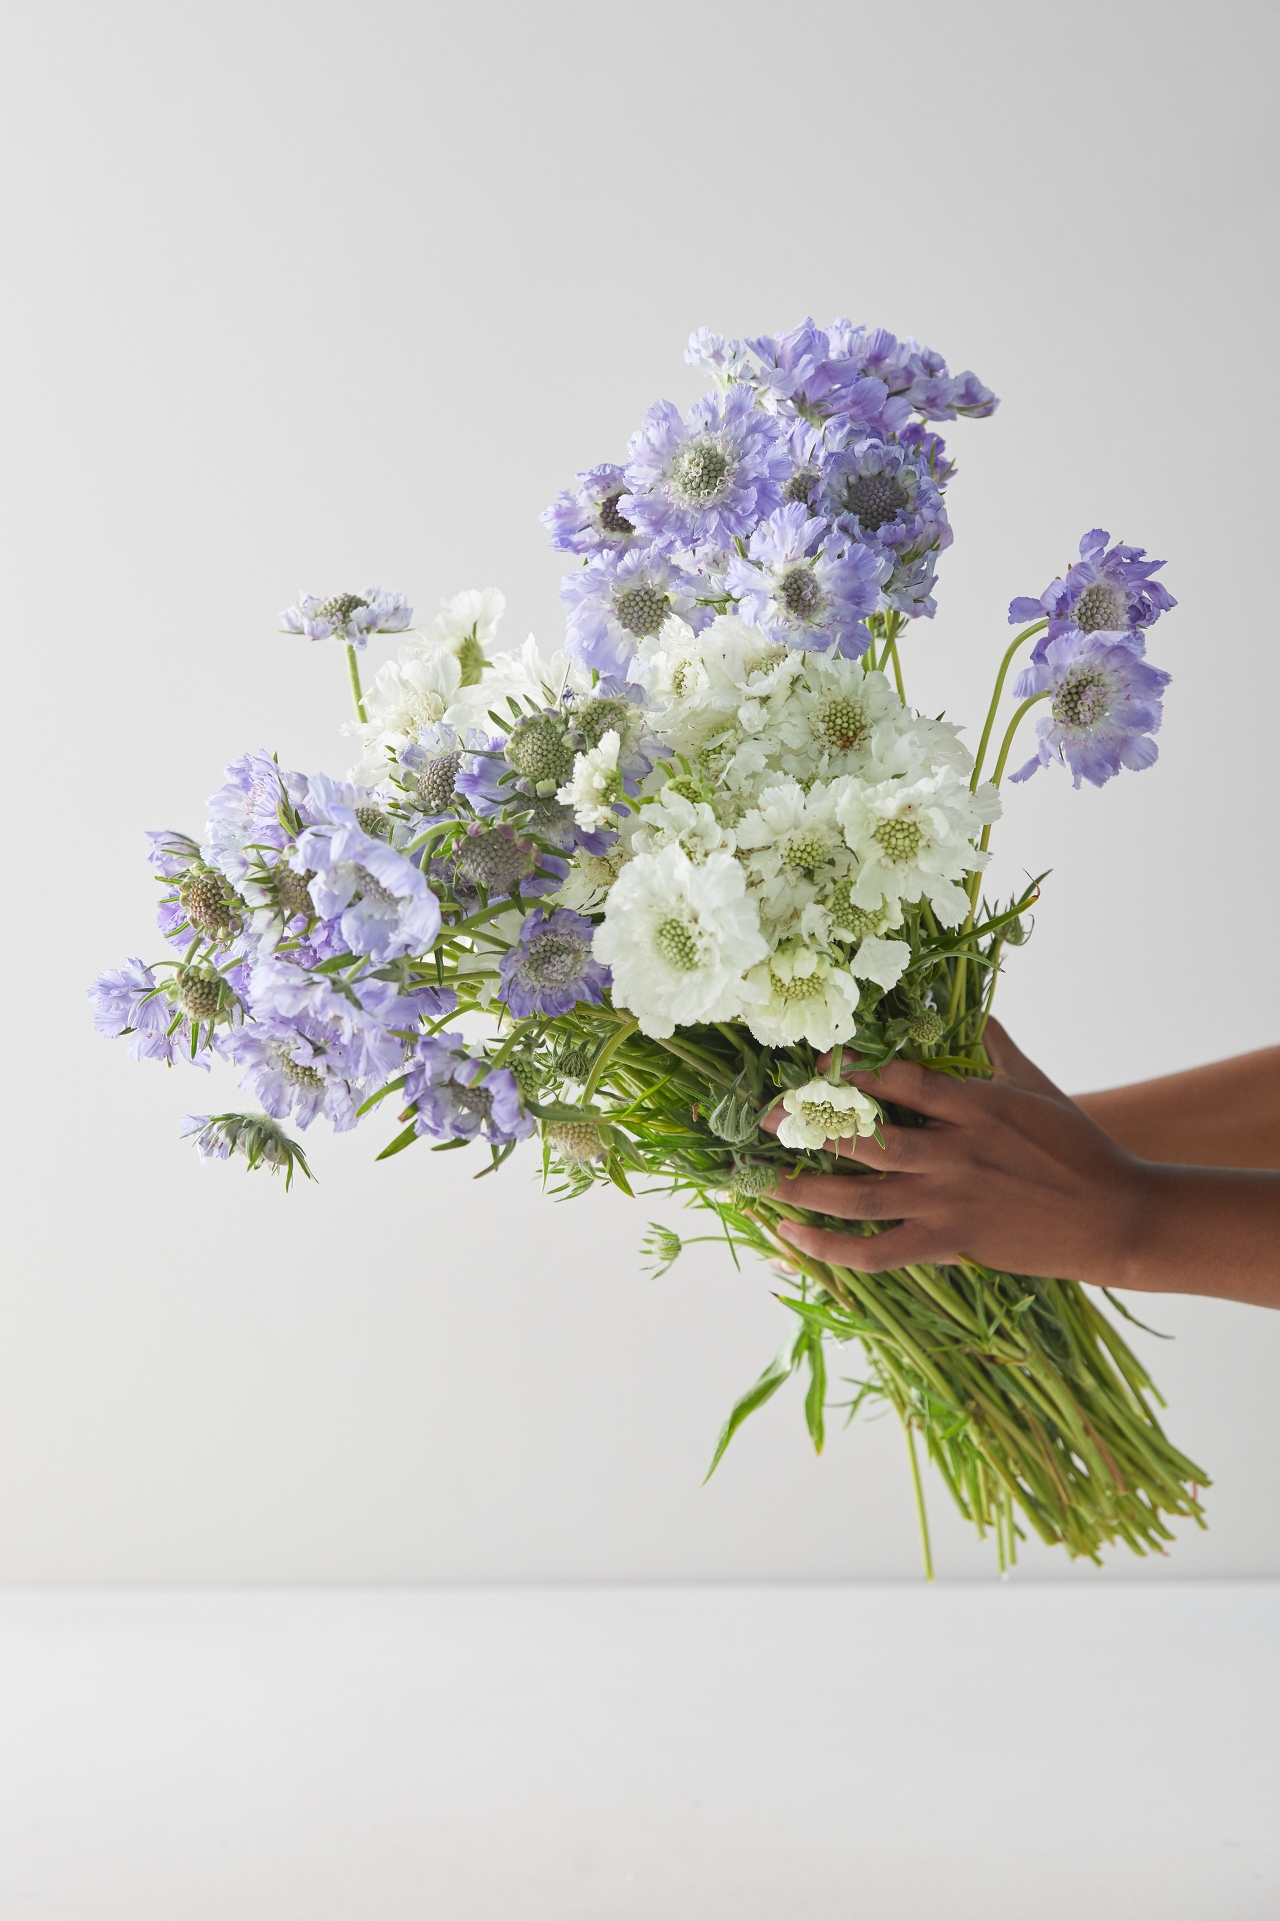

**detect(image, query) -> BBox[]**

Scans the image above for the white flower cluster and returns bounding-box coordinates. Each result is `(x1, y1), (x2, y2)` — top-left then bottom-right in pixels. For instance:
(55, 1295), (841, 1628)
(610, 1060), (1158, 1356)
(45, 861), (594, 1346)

(558, 614), (1001, 1042)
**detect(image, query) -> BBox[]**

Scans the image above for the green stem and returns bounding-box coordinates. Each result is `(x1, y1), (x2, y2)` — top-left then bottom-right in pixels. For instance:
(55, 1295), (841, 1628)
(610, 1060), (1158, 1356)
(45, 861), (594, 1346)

(346, 643), (368, 724)
(905, 1421), (934, 1581)
(886, 638), (906, 703)
(989, 691), (1049, 788)
(970, 621), (1046, 790)
(582, 1015), (640, 1104)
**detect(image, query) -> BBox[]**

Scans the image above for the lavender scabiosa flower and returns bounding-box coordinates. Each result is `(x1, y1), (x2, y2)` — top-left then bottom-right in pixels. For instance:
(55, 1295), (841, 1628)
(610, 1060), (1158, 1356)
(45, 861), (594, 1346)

(89, 958), (234, 1066)
(620, 385), (790, 552)
(404, 1036), (534, 1146)
(146, 830), (200, 879)
(452, 821), (567, 901)
(540, 464), (638, 556)
(1009, 529), (1176, 674)
(1009, 628), (1171, 789)
(745, 318), (902, 432)
(684, 329), (754, 390)
(227, 1012), (373, 1131)
(830, 325), (998, 421)
(498, 907), (610, 1018)
(823, 437), (951, 563)
(291, 808), (441, 962)
(725, 503), (889, 657)
(181, 1112), (313, 1186)
(561, 544), (706, 677)
(279, 588), (413, 651)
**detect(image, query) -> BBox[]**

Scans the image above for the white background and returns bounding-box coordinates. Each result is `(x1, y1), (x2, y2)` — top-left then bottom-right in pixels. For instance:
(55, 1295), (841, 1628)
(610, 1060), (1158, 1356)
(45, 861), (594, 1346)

(2, 0), (1278, 1583)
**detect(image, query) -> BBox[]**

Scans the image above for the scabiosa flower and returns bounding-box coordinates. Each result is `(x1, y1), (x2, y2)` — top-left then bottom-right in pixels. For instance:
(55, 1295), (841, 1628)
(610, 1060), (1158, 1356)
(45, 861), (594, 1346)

(279, 588), (413, 651)
(396, 724), (463, 816)
(837, 764), (1002, 927)
(620, 385), (790, 552)
(745, 318), (902, 431)
(540, 464), (638, 556)
(1009, 628), (1171, 789)
(823, 437), (950, 566)
(227, 1013), (375, 1131)
(409, 587), (505, 686)
(830, 325), (998, 421)
(201, 750), (293, 883)
(291, 808), (441, 962)
(743, 942), (861, 1050)
(561, 543), (707, 678)
(684, 328), (755, 391)
(498, 907), (610, 1018)
(726, 504), (889, 657)
(1009, 528), (1176, 672)
(735, 778), (849, 931)
(558, 730), (625, 830)
(347, 647), (464, 783)
(775, 1078), (880, 1152)
(181, 1111), (313, 1185)
(89, 958), (231, 1066)
(592, 845), (768, 1039)
(452, 821), (559, 900)
(404, 1036), (534, 1146)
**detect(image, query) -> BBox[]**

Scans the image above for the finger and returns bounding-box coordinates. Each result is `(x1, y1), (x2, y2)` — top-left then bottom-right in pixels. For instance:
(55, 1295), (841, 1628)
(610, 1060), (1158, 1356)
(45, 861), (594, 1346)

(843, 1122), (950, 1174)
(843, 1056), (977, 1124)
(779, 1218), (963, 1271)
(769, 1257), (798, 1278)
(982, 1017), (1069, 1102)
(780, 1169), (915, 1219)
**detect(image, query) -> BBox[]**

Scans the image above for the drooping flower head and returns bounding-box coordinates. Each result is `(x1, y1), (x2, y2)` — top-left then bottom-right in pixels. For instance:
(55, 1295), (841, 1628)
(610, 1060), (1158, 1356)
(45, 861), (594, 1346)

(498, 907), (610, 1018)
(540, 464), (638, 557)
(745, 318), (905, 432)
(620, 385), (790, 552)
(404, 1035), (534, 1147)
(292, 804), (442, 961)
(1010, 628), (1171, 789)
(561, 543), (707, 678)
(775, 1078), (881, 1152)
(279, 588), (413, 651)
(1009, 528), (1176, 666)
(726, 503), (889, 657)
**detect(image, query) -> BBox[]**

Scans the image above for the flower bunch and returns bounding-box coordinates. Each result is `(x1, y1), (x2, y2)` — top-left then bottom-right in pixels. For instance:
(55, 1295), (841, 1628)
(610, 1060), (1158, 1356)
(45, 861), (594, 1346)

(93, 318), (1197, 1574)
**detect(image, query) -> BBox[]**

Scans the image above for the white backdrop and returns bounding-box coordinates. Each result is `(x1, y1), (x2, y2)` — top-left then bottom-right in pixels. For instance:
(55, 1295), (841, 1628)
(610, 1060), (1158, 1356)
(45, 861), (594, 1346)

(2, 0), (1277, 1582)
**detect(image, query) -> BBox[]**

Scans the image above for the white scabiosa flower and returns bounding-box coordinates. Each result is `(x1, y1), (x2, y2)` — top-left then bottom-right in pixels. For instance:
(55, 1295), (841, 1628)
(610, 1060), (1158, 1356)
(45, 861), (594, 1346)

(836, 766), (1002, 927)
(558, 730), (624, 830)
(346, 646), (463, 783)
(743, 941), (860, 1049)
(593, 845), (768, 1039)
(776, 1078), (880, 1152)
(549, 847), (629, 913)
(770, 661), (906, 783)
(629, 786), (735, 864)
(735, 778), (851, 929)
(399, 587), (505, 686)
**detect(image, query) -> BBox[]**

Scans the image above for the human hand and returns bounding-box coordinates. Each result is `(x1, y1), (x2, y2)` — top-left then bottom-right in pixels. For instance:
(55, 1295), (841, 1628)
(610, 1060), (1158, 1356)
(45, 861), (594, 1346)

(760, 1019), (1155, 1289)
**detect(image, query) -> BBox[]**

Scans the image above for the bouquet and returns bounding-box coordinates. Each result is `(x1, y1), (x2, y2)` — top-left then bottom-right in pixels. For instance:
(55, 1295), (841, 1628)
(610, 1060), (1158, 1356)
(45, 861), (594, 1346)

(93, 317), (1205, 1573)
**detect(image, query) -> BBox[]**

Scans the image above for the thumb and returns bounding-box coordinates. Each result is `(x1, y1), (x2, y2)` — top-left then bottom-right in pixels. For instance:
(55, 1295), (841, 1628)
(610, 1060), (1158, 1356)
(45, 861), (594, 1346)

(981, 1017), (1070, 1103)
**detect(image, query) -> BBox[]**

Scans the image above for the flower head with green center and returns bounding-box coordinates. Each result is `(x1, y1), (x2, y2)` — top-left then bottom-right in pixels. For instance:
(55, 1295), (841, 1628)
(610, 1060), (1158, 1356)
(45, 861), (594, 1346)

(562, 543), (706, 679)
(620, 384), (790, 551)
(1010, 628), (1171, 790)
(279, 587), (412, 651)
(775, 1077), (880, 1152)
(726, 503), (889, 657)
(593, 844), (768, 1038)
(837, 764), (1001, 927)
(735, 777), (850, 929)
(558, 730), (626, 831)
(743, 942), (861, 1049)
(1009, 527), (1175, 669)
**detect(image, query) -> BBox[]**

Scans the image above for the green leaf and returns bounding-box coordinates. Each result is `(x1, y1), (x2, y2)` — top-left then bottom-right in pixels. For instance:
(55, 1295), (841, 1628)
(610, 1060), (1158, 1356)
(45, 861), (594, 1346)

(703, 1334), (803, 1482)
(375, 1122), (422, 1161)
(803, 1332), (826, 1456)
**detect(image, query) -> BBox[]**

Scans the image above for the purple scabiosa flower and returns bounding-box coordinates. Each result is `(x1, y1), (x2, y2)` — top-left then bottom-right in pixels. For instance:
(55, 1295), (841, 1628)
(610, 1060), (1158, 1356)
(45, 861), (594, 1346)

(540, 464), (638, 556)
(498, 907), (610, 1018)
(1009, 628), (1171, 789)
(561, 543), (706, 678)
(829, 325), (998, 421)
(404, 1036), (535, 1147)
(897, 421), (956, 486)
(823, 437), (951, 565)
(146, 830), (200, 879)
(88, 958), (236, 1066)
(279, 588), (413, 652)
(725, 503), (889, 657)
(395, 725), (464, 819)
(227, 1012), (379, 1132)
(245, 957), (451, 1069)
(620, 385), (790, 552)
(180, 1112), (313, 1185)
(684, 328), (754, 390)
(291, 808), (441, 962)
(746, 318), (902, 432)
(202, 751), (292, 883)
(1009, 529), (1176, 674)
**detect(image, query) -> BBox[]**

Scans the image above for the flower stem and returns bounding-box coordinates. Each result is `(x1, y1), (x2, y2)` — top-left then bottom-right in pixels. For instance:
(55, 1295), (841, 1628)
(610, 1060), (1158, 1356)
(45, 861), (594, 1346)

(970, 621), (1046, 790)
(346, 643), (368, 724)
(905, 1420), (934, 1581)
(989, 691), (1049, 788)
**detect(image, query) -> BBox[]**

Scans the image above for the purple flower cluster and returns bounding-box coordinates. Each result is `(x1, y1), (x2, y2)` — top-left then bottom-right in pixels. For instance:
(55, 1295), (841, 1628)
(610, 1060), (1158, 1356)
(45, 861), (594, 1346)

(1010, 629), (1172, 789)
(403, 1036), (534, 1147)
(1010, 529), (1176, 670)
(545, 316), (999, 672)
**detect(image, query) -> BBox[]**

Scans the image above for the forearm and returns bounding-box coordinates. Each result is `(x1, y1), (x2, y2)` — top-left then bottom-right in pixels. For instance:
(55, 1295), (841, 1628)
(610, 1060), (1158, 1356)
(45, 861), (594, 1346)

(1105, 1163), (1280, 1309)
(1074, 1047), (1280, 1170)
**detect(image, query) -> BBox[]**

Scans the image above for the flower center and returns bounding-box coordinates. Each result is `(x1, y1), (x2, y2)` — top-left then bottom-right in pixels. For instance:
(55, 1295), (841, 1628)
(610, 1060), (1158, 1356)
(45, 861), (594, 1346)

(319, 592), (369, 625)
(783, 465), (821, 505)
(275, 866), (314, 919)
(354, 865), (401, 909)
(827, 881), (882, 938)
(812, 694), (869, 751)
(778, 564), (823, 620)
(843, 471), (909, 531)
(669, 436), (732, 504)
(575, 696), (631, 750)
(873, 816), (923, 862)
(453, 1081), (494, 1119)
(1073, 582), (1127, 633)
(545, 1120), (605, 1163)
(780, 830), (833, 870)
(653, 915), (701, 971)
(416, 752), (461, 812)
(174, 967), (226, 1022)
(455, 828), (535, 895)
(599, 491), (634, 536)
(772, 967), (827, 1002)
(184, 871), (239, 938)
(507, 713), (576, 788)
(275, 1048), (324, 1090)
(1052, 665), (1113, 729)
(614, 581), (670, 639)
(523, 932), (585, 986)
(355, 806), (389, 837)
(799, 1097), (848, 1134)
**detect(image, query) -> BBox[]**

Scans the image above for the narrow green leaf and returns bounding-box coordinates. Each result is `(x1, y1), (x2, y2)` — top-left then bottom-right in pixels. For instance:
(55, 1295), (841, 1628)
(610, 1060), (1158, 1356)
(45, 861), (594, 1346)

(803, 1332), (826, 1455)
(375, 1122), (422, 1161)
(703, 1335), (803, 1482)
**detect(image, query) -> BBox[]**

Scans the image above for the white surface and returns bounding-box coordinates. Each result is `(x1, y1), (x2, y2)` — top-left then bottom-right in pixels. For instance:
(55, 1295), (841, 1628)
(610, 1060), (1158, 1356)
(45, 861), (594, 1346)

(0, 1583), (1275, 1919)
(3, 0), (1280, 1582)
